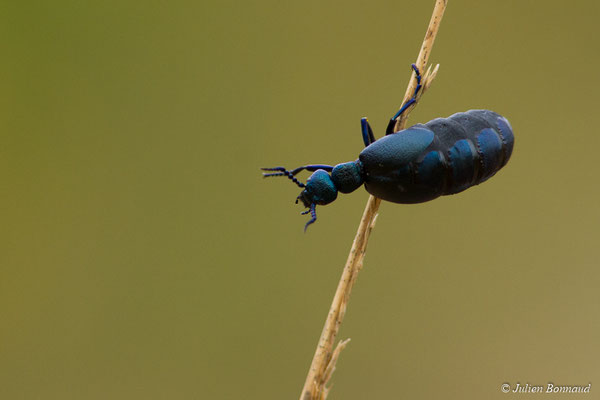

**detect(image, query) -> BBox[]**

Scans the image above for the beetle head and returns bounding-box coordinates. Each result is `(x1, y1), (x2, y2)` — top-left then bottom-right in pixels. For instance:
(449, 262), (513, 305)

(262, 161), (363, 231)
(296, 169), (338, 207)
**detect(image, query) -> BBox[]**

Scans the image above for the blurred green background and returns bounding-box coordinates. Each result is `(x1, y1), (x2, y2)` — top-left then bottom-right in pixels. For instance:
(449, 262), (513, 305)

(1, 1), (599, 399)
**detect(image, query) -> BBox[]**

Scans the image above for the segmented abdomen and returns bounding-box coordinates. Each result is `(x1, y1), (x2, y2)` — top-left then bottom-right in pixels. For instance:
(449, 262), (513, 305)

(417, 109), (514, 196)
(360, 110), (514, 204)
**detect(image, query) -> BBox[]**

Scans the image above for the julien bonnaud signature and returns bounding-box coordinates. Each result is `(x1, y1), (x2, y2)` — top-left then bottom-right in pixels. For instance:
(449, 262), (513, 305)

(501, 382), (591, 394)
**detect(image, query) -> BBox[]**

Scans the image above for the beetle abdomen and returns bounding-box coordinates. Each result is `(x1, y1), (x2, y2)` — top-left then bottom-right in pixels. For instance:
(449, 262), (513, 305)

(426, 109), (514, 193)
(360, 110), (514, 203)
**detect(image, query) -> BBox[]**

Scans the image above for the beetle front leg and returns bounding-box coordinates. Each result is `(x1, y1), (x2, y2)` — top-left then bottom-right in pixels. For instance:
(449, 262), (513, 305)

(301, 203), (317, 232)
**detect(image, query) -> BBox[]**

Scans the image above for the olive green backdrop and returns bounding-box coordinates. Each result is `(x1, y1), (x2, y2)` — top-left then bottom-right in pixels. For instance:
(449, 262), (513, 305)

(1, 1), (599, 399)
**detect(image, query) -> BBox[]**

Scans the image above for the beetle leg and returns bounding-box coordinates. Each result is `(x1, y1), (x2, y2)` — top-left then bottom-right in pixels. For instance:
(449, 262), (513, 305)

(301, 203), (317, 232)
(386, 64), (423, 135)
(361, 117), (376, 146)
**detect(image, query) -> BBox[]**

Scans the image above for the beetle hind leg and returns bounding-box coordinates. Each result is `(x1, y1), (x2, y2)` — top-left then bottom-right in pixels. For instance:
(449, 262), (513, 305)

(386, 64), (423, 135)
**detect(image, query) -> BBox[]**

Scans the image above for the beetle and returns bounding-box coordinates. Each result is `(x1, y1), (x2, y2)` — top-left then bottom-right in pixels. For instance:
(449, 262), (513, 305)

(262, 65), (514, 231)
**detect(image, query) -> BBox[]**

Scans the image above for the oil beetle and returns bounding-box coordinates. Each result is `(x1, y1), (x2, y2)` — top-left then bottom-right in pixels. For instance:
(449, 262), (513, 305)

(263, 65), (514, 231)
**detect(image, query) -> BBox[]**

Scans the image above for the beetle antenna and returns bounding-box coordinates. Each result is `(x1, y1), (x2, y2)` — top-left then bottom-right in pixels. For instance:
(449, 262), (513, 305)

(262, 164), (335, 188)
(301, 203), (317, 232)
(262, 167), (306, 188)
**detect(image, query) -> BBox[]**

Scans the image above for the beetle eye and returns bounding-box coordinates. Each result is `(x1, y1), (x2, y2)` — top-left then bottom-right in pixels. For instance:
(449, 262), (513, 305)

(296, 190), (312, 208)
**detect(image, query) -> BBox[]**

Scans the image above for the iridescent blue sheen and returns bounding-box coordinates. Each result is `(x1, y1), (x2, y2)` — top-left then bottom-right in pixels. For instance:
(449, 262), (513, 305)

(497, 117), (515, 165)
(331, 161), (363, 193)
(417, 151), (445, 192)
(359, 127), (434, 174)
(476, 128), (504, 180)
(305, 170), (337, 205)
(448, 139), (476, 193)
(263, 109), (514, 230)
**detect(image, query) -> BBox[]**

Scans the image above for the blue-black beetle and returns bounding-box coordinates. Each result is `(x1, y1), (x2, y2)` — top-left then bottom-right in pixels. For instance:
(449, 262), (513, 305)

(263, 65), (514, 230)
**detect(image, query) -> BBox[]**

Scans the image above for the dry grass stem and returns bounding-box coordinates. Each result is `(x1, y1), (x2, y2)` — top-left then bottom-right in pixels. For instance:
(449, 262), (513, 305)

(299, 1), (447, 399)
